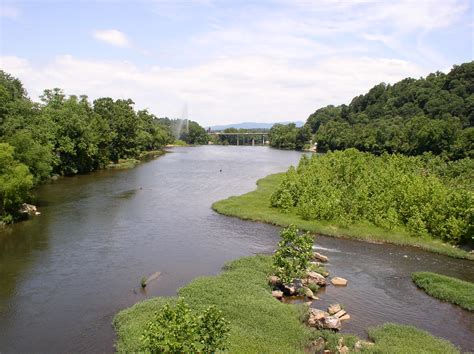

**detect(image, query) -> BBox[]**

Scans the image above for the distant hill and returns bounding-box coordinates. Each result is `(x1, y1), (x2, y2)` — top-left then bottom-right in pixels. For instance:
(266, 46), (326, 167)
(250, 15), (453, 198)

(209, 121), (304, 131)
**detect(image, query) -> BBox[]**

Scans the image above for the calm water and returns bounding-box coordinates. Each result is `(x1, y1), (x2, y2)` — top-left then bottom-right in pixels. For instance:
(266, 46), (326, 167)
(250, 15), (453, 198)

(0, 146), (472, 352)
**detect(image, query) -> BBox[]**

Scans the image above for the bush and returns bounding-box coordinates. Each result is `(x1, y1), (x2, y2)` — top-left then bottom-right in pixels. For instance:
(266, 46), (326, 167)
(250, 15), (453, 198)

(139, 299), (229, 353)
(273, 225), (314, 283)
(270, 149), (473, 244)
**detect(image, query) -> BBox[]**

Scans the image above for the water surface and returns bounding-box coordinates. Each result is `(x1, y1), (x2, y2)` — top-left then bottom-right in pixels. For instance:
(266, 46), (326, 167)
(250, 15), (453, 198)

(0, 146), (472, 352)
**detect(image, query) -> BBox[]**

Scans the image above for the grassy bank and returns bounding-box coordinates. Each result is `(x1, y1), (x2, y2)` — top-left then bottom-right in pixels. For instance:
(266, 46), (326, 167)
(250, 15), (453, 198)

(107, 150), (167, 170)
(113, 256), (314, 353)
(113, 255), (461, 353)
(212, 173), (473, 260)
(412, 272), (474, 311)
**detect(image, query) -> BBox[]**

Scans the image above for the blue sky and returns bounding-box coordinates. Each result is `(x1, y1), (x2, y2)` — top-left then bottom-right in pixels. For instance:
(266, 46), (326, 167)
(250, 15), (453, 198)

(1, 0), (473, 126)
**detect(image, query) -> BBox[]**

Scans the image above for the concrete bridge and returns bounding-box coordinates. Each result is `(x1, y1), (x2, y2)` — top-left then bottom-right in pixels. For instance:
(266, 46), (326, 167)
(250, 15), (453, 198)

(208, 132), (269, 146)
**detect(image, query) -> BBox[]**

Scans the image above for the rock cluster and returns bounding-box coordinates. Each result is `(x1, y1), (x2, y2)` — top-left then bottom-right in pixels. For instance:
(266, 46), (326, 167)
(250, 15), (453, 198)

(307, 303), (350, 331)
(19, 203), (41, 216)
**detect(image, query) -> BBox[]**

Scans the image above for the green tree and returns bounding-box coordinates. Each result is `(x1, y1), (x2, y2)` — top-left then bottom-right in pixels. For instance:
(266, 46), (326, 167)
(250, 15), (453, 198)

(272, 225), (313, 283)
(0, 143), (33, 223)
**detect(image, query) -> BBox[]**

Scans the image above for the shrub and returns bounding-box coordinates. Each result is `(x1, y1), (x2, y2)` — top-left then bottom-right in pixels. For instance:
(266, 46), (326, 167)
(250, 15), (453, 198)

(270, 149), (473, 244)
(273, 225), (314, 283)
(139, 299), (229, 353)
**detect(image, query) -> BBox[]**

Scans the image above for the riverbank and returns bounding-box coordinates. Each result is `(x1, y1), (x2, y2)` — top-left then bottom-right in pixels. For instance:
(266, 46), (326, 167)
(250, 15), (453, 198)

(106, 149), (168, 169)
(113, 255), (460, 353)
(212, 173), (473, 260)
(412, 272), (474, 311)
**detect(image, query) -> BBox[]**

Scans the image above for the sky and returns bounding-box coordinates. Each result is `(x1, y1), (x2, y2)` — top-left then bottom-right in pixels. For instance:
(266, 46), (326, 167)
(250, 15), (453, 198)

(0, 0), (473, 127)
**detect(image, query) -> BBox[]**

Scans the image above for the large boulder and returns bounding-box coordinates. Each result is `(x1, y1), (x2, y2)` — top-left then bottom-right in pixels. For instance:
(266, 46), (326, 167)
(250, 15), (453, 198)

(331, 277), (348, 286)
(313, 252), (329, 262)
(307, 308), (329, 326)
(305, 271), (327, 286)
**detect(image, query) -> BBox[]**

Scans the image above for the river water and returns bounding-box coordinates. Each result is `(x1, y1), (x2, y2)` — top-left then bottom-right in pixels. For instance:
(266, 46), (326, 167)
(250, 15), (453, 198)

(0, 146), (472, 352)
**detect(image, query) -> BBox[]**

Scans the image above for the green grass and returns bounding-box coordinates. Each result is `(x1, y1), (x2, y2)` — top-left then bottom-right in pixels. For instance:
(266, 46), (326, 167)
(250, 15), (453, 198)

(212, 173), (473, 260)
(107, 158), (140, 169)
(113, 255), (315, 353)
(412, 272), (474, 311)
(363, 323), (460, 353)
(113, 255), (461, 353)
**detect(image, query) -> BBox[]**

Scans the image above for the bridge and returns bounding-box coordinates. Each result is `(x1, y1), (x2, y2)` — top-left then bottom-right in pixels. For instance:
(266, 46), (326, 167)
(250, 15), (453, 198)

(208, 132), (269, 146)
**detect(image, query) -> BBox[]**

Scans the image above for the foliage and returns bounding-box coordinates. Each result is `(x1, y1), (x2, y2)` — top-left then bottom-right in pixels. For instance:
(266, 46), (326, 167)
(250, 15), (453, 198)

(0, 143), (33, 223)
(212, 173), (473, 259)
(270, 150), (473, 245)
(139, 299), (229, 353)
(113, 255), (315, 353)
(273, 225), (314, 283)
(0, 70), (209, 221)
(412, 272), (474, 311)
(269, 123), (311, 150)
(307, 61), (473, 159)
(364, 323), (460, 353)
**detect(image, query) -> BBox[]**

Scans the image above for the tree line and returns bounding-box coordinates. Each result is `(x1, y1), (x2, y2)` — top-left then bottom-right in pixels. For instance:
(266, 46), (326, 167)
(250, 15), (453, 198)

(0, 70), (207, 223)
(270, 61), (473, 158)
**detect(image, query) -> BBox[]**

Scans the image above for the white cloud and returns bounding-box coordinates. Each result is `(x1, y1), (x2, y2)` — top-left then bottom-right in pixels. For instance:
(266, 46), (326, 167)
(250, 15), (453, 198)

(93, 29), (130, 47)
(0, 54), (427, 126)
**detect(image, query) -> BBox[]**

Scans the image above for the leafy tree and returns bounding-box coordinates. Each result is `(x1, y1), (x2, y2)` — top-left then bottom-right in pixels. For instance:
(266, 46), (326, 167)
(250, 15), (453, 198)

(305, 61), (473, 159)
(272, 225), (313, 283)
(0, 143), (33, 223)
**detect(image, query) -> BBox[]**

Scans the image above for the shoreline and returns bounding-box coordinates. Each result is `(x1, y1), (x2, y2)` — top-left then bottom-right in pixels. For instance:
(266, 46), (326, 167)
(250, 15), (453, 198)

(113, 254), (462, 353)
(212, 173), (473, 260)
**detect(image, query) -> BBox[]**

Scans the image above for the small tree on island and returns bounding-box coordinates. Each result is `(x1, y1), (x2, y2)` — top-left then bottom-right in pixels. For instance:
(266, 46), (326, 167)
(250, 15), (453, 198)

(140, 299), (230, 353)
(273, 225), (314, 284)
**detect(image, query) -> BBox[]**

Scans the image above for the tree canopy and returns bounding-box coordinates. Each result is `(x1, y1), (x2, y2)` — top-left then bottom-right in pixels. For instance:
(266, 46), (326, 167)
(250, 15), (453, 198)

(0, 70), (208, 222)
(307, 61), (473, 159)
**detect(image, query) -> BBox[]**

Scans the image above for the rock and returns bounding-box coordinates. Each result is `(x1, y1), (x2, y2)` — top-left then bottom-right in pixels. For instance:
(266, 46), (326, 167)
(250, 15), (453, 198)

(307, 308), (329, 326)
(303, 287), (315, 299)
(35, 211), (41, 216)
(19, 203), (38, 216)
(340, 314), (351, 321)
(271, 290), (283, 299)
(309, 337), (326, 353)
(306, 271), (327, 286)
(354, 340), (374, 351)
(307, 309), (341, 330)
(305, 301), (313, 306)
(281, 284), (297, 295)
(339, 345), (349, 354)
(268, 275), (281, 287)
(313, 252), (329, 262)
(321, 315), (341, 330)
(331, 277), (348, 286)
(334, 309), (347, 318)
(328, 304), (342, 315)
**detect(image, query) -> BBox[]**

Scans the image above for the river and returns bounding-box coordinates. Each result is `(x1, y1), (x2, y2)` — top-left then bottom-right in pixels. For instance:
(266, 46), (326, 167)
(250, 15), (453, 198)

(0, 146), (472, 352)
